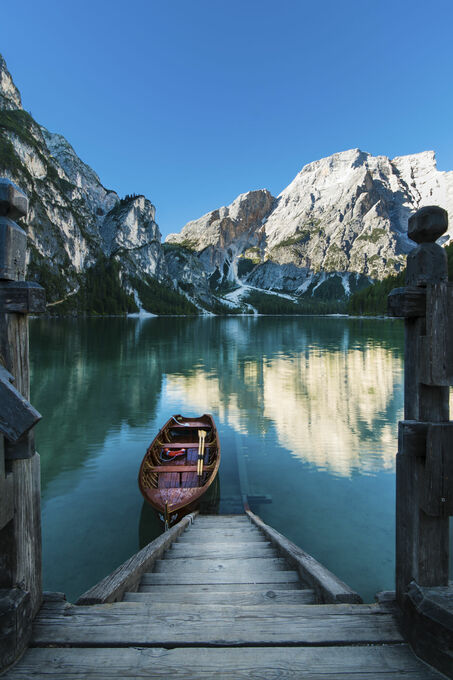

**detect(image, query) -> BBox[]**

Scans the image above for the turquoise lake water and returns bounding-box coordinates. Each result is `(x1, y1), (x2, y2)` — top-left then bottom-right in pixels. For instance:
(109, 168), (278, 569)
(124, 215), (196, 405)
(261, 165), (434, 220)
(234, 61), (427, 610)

(28, 315), (445, 603)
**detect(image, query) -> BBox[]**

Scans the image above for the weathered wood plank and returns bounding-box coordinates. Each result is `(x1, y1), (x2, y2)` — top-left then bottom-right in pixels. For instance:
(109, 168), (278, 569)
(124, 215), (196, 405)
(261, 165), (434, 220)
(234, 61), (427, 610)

(124, 589), (316, 605)
(246, 510), (361, 604)
(178, 530), (264, 542)
(3, 644), (445, 680)
(153, 557), (289, 573)
(0, 437), (13, 531)
(31, 603), (404, 647)
(0, 368), (41, 443)
(0, 588), (31, 671)
(185, 527), (261, 535)
(387, 286), (426, 318)
(419, 283), (453, 385)
(0, 281), (46, 315)
(77, 513), (198, 604)
(140, 571), (300, 586)
(420, 423), (453, 516)
(138, 582), (303, 593)
(168, 545), (276, 559)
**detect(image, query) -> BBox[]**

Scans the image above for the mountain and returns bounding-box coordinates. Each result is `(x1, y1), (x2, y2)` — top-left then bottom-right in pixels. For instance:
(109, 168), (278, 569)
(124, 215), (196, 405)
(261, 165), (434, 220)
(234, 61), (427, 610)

(167, 148), (453, 305)
(0, 54), (198, 315)
(2, 52), (453, 315)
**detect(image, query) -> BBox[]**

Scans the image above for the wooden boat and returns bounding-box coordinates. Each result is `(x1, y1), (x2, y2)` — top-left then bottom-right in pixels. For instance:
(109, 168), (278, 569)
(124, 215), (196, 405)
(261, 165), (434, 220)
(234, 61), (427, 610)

(138, 414), (220, 529)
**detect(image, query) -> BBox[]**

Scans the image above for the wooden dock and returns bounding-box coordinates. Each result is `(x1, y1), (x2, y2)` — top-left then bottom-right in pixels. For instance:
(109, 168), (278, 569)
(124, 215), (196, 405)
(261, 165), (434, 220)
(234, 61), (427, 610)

(3, 513), (446, 679)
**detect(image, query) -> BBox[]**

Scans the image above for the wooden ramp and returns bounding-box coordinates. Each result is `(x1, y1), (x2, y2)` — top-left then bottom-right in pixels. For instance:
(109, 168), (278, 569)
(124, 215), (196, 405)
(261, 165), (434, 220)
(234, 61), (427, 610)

(4, 514), (446, 679)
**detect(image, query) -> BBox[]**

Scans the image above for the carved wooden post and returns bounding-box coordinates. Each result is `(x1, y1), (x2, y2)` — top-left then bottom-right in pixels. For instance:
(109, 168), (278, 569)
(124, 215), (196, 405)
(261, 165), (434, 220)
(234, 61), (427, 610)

(388, 205), (452, 605)
(0, 179), (45, 671)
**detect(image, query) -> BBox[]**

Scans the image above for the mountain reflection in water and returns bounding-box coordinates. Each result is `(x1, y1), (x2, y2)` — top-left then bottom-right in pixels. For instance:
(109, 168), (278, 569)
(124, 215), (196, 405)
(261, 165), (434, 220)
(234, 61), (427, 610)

(30, 316), (411, 603)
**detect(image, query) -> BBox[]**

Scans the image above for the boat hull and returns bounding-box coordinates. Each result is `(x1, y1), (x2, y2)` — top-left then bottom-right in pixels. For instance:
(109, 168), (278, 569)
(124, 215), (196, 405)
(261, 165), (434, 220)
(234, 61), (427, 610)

(138, 414), (220, 528)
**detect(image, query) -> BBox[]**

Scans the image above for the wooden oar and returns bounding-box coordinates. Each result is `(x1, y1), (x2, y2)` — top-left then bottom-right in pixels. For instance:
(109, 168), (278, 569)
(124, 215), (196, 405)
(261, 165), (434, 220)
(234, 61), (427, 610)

(197, 429), (206, 481)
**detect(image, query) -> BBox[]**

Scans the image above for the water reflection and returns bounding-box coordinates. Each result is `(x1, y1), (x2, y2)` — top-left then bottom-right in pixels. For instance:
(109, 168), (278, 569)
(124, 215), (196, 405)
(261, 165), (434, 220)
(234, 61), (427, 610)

(164, 325), (404, 477)
(30, 316), (405, 602)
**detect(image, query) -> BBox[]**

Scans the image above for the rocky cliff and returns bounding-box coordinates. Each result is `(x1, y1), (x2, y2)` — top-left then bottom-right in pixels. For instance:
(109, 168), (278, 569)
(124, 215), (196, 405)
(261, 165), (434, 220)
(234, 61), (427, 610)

(2, 52), (453, 314)
(0, 54), (187, 313)
(167, 148), (453, 302)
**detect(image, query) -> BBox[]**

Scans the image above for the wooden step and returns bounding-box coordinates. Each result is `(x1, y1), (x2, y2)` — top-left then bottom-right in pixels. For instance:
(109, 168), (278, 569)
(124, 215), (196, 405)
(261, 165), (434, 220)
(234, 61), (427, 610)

(6, 645), (443, 679)
(195, 517), (251, 525)
(138, 582), (303, 593)
(178, 531), (265, 543)
(140, 571), (302, 586)
(124, 589), (316, 605)
(173, 540), (268, 549)
(153, 557), (290, 573)
(184, 529), (262, 538)
(31, 602), (405, 647)
(168, 544), (277, 559)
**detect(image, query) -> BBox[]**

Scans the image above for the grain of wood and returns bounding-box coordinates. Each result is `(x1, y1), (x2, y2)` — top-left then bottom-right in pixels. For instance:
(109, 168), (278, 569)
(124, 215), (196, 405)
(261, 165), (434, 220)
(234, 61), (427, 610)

(168, 545), (277, 559)
(3, 645), (445, 679)
(31, 602), (404, 647)
(123, 589), (316, 605)
(140, 570), (301, 586)
(153, 557), (289, 573)
(138, 582), (303, 593)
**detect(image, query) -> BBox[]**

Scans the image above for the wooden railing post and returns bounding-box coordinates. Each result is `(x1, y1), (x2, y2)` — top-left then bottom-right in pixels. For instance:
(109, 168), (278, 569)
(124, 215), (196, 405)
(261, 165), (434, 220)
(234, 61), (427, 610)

(388, 205), (452, 605)
(0, 179), (45, 671)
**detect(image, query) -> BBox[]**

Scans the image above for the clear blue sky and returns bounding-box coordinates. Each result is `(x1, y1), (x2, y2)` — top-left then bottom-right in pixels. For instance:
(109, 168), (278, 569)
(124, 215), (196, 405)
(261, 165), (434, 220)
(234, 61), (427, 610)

(2, 0), (453, 238)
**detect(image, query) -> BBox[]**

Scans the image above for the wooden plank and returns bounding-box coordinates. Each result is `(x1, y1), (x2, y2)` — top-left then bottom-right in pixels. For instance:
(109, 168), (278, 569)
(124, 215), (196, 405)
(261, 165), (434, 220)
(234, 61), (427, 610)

(420, 283), (453, 385)
(124, 589), (316, 605)
(0, 588), (32, 671)
(181, 529), (262, 540)
(153, 464), (214, 474)
(177, 535), (267, 545)
(0, 281), (46, 314)
(420, 423), (453, 516)
(153, 557), (289, 573)
(173, 541), (268, 549)
(3, 645), (444, 680)
(387, 286), (426, 318)
(138, 582), (303, 593)
(141, 571), (301, 585)
(0, 436), (13, 530)
(398, 420), (428, 458)
(31, 602), (404, 646)
(246, 510), (361, 604)
(77, 513), (198, 604)
(168, 545), (276, 559)
(0, 369), (41, 443)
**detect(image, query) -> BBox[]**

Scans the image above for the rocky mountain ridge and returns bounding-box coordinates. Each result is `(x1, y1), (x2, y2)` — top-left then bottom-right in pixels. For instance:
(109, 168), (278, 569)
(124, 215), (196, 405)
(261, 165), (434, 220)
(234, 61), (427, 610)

(1, 52), (453, 314)
(167, 148), (453, 303)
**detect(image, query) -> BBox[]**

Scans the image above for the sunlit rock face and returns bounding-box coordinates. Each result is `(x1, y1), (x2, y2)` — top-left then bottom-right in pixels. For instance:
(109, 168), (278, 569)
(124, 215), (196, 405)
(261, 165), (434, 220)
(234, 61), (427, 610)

(168, 149), (453, 298)
(100, 196), (168, 279)
(0, 55), (21, 110)
(0, 53), (169, 302)
(264, 149), (453, 280)
(166, 190), (274, 286)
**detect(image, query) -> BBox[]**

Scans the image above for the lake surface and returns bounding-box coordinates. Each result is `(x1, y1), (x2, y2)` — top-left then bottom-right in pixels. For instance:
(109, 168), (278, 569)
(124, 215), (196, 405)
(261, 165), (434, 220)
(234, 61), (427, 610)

(29, 315), (422, 603)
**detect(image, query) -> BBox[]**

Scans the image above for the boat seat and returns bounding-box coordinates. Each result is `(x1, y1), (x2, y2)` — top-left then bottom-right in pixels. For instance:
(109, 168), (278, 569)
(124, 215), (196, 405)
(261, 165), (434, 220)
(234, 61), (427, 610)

(153, 464), (215, 473)
(160, 442), (211, 449)
(170, 422), (212, 429)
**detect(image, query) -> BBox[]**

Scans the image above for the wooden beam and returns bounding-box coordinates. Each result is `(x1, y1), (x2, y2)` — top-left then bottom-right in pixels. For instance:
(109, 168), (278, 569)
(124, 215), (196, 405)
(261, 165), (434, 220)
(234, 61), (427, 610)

(1, 645), (442, 679)
(387, 287), (426, 318)
(0, 370), (41, 443)
(246, 510), (362, 604)
(76, 512), (198, 605)
(0, 281), (46, 314)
